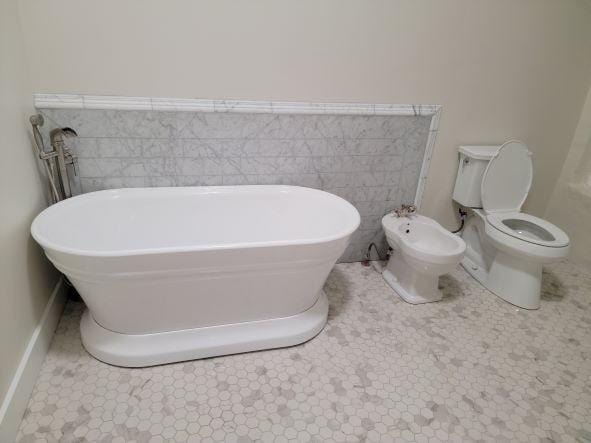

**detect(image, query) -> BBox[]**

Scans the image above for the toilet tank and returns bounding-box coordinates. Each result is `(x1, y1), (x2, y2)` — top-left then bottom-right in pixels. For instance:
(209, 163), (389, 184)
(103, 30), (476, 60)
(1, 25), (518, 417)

(452, 146), (500, 208)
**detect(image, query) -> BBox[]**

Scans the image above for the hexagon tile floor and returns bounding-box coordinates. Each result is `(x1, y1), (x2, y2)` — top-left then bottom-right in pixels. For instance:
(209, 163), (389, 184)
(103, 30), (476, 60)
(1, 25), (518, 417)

(16, 260), (591, 443)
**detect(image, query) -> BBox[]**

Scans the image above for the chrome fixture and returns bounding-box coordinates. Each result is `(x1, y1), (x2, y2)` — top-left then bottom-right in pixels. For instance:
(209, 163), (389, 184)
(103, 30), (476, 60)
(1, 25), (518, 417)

(49, 127), (78, 199)
(391, 204), (417, 218)
(29, 114), (78, 203)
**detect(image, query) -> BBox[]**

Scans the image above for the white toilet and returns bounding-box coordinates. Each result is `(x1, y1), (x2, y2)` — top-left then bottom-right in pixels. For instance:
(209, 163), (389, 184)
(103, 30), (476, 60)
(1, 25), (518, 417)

(453, 140), (570, 309)
(382, 213), (466, 304)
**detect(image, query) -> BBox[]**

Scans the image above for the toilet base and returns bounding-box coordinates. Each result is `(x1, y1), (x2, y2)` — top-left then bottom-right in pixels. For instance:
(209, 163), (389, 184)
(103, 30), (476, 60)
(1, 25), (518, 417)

(382, 254), (443, 304)
(461, 212), (545, 309)
(461, 253), (542, 310)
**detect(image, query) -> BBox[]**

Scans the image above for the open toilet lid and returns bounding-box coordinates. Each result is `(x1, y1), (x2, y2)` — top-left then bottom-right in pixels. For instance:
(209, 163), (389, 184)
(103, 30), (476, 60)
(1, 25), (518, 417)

(481, 140), (533, 213)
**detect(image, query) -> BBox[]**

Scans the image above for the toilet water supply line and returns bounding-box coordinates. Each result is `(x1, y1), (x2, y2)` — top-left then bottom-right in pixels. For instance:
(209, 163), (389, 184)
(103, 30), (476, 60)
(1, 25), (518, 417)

(452, 207), (468, 234)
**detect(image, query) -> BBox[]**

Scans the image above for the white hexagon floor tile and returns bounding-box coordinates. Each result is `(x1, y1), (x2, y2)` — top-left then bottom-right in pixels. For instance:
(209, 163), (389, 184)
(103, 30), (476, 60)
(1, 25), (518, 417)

(16, 260), (591, 443)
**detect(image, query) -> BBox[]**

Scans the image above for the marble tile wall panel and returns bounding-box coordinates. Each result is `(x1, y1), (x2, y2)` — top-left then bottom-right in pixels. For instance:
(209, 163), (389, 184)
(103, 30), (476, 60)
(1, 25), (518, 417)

(38, 108), (432, 262)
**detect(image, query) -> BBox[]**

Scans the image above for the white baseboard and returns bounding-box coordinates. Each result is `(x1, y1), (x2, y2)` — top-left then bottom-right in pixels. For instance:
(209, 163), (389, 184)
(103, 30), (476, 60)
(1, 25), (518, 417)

(0, 277), (68, 443)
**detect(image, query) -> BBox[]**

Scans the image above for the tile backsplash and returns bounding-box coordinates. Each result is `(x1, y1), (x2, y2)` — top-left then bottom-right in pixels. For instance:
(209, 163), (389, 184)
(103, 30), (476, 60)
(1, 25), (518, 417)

(38, 107), (433, 262)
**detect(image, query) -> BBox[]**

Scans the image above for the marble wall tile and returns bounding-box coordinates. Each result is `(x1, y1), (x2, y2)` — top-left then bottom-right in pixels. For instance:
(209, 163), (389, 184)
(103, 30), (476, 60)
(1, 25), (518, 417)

(39, 108), (432, 261)
(174, 175), (224, 186)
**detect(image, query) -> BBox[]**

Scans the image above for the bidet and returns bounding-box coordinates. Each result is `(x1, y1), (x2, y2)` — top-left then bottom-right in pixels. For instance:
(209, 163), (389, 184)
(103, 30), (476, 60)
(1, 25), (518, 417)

(382, 213), (465, 304)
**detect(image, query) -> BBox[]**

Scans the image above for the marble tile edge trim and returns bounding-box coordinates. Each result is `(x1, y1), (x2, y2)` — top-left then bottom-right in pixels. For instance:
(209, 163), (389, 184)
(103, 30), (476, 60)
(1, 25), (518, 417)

(33, 94), (442, 116)
(414, 106), (442, 209)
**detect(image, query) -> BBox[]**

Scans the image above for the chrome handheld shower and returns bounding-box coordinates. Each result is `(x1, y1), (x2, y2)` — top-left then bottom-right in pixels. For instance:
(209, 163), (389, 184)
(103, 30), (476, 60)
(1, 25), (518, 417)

(29, 114), (77, 203)
(49, 126), (78, 199)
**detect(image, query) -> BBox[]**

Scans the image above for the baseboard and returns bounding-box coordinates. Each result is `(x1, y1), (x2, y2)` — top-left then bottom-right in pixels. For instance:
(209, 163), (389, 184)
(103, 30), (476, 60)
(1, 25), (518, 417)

(0, 277), (67, 443)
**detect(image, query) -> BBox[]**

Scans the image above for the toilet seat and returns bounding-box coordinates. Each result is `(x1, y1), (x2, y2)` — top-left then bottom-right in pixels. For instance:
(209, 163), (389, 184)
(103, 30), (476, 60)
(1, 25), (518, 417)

(481, 140), (533, 213)
(480, 140), (569, 250)
(486, 212), (569, 248)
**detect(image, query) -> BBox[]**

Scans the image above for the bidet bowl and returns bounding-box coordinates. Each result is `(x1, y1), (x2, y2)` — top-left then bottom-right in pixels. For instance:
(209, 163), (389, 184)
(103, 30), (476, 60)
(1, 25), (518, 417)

(383, 214), (466, 266)
(396, 221), (465, 264)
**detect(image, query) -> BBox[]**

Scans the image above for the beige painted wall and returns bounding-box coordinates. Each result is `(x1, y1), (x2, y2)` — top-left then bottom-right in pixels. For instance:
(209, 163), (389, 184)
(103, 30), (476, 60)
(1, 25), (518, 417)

(546, 84), (591, 272)
(17, 0), (591, 227)
(0, 0), (59, 407)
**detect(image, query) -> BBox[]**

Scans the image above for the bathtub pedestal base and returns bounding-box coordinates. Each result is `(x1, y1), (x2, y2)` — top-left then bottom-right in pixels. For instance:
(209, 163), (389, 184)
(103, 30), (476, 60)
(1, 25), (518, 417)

(80, 291), (329, 367)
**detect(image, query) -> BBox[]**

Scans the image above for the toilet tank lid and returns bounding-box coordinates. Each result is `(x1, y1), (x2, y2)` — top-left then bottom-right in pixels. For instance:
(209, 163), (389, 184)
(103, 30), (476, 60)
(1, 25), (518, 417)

(459, 145), (500, 160)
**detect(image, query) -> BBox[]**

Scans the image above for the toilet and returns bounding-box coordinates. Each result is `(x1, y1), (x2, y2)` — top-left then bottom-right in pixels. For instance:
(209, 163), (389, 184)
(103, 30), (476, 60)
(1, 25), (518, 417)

(382, 213), (466, 304)
(453, 140), (570, 309)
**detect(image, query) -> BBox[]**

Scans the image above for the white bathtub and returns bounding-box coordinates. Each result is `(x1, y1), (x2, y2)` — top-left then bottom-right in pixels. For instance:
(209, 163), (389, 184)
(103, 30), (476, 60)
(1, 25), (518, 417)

(31, 185), (360, 367)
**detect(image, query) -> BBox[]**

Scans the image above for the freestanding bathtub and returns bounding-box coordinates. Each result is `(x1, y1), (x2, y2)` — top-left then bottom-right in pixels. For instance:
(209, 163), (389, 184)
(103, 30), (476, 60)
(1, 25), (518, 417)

(31, 185), (360, 367)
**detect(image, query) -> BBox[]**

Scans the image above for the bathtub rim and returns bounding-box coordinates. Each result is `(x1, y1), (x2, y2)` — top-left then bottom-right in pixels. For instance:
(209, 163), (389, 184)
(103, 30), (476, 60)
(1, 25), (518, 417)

(31, 185), (360, 258)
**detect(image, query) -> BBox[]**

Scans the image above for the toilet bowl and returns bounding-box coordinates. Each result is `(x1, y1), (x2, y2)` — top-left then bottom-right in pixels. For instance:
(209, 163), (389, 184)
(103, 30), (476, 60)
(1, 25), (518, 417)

(453, 141), (570, 309)
(382, 214), (466, 304)
(462, 210), (569, 309)
(484, 212), (569, 261)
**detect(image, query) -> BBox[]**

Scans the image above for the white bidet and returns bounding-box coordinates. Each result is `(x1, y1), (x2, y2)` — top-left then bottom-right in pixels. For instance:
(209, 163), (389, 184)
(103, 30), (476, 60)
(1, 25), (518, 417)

(382, 213), (466, 304)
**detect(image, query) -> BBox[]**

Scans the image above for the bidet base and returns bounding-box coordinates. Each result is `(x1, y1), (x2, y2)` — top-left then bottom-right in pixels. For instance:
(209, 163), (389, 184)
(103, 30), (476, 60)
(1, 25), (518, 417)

(80, 291), (328, 367)
(382, 269), (443, 304)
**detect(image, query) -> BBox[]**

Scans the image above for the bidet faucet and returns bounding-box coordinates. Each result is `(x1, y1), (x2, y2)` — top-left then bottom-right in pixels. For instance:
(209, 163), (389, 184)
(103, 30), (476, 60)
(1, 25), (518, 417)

(391, 204), (417, 218)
